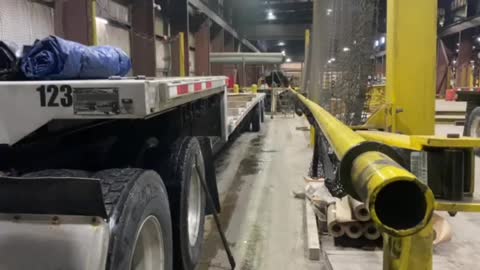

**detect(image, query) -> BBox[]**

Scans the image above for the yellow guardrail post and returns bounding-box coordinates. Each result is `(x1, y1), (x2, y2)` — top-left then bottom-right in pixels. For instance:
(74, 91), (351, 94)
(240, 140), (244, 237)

(233, 84), (240, 94)
(251, 84), (258, 94)
(292, 90), (435, 270)
(91, 0), (98, 46)
(179, 32), (186, 77)
(310, 126), (315, 148)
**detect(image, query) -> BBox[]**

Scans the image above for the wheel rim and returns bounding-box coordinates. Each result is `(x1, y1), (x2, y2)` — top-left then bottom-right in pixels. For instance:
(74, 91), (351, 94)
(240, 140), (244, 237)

(130, 215), (165, 270)
(188, 154), (203, 247)
(471, 117), (480, 137)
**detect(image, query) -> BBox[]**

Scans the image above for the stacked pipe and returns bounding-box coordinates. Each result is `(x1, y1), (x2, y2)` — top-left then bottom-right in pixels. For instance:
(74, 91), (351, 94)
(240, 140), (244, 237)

(293, 90), (435, 243)
(325, 195), (381, 241)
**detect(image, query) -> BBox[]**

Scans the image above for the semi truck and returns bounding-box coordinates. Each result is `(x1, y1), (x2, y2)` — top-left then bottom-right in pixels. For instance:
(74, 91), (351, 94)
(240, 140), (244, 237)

(0, 76), (265, 270)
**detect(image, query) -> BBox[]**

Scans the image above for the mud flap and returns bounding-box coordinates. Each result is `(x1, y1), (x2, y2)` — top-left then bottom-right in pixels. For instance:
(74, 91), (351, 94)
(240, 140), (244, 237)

(0, 176), (107, 218)
(0, 176), (110, 270)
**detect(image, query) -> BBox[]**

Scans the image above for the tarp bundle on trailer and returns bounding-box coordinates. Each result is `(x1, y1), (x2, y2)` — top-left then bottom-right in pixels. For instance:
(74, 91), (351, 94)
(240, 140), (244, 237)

(21, 36), (131, 80)
(0, 41), (23, 80)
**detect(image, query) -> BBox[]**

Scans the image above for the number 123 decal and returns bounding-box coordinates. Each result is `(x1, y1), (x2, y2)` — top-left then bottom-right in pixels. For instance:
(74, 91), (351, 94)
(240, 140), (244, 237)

(36, 85), (73, 107)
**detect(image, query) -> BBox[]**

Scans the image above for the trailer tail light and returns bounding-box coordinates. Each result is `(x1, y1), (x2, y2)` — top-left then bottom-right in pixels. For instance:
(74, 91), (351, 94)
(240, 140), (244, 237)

(194, 83), (202, 92)
(177, 84), (189, 95)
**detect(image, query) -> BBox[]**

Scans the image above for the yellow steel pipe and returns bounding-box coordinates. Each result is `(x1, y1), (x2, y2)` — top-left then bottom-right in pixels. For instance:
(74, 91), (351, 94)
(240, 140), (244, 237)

(351, 151), (434, 237)
(291, 90), (434, 237)
(293, 91), (364, 158)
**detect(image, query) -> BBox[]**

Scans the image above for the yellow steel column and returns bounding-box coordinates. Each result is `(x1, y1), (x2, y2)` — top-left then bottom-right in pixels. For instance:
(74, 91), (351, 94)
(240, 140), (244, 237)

(385, 0), (437, 135)
(91, 0), (98, 46)
(305, 29), (311, 50)
(304, 29), (316, 147)
(179, 32), (186, 77)
(383, 221), (434, 270)
(469, 64), (474, 88)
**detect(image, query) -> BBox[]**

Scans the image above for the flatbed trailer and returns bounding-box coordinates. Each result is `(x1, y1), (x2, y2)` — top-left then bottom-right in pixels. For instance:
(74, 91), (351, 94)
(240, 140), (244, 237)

(0, 76), (265, 270)
(455, 90), (480, 141)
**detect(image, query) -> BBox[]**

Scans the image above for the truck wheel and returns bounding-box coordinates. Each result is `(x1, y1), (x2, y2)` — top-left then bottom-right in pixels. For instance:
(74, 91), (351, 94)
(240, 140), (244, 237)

(93, 169), (173, 270)
(465, 107), (480, 155)
(251, 105), (261, 132)
(167, 137), (206, 270)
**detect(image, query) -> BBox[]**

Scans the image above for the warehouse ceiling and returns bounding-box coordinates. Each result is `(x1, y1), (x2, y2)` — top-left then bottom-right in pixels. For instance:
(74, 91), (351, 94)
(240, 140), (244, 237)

(235, 0), (313, 62)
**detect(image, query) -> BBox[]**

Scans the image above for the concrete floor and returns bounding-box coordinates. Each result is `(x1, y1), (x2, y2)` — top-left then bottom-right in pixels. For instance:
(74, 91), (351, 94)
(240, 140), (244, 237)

(199, 115), (319, 270)
(199, 114), (480, 270)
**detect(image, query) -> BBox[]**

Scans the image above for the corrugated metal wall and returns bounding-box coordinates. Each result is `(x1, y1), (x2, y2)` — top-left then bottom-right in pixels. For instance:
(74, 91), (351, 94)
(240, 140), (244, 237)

(189, 32), (195, 75)
(96, 0), (131, 56)
(0, 0), (54, 45)
(96, 22), (131, 56)
(96, 0), (129, 24)
(156, 40), (170, 77)
(155, 15), (170, 77)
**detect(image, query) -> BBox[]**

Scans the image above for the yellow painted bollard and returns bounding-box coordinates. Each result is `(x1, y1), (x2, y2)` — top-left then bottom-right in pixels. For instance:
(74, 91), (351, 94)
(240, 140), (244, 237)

(251, 84), (258, 94)
(310, 126), (315, 148)
(233, 84), (240, 94)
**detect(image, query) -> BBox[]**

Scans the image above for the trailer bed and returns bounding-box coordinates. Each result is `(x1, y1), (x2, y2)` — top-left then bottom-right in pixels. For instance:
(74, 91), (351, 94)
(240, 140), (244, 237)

(0, 76), (265, 145)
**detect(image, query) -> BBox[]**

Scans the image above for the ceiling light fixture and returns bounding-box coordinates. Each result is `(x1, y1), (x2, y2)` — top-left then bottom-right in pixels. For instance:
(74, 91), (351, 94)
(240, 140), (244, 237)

(278, 41), (285, 46)
(267, 10), (276, 20)
(96, 17), (109, 25)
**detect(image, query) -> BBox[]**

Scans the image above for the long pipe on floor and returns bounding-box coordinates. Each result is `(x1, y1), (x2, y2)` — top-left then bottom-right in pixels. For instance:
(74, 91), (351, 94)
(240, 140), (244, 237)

(291, 90), (435, 237)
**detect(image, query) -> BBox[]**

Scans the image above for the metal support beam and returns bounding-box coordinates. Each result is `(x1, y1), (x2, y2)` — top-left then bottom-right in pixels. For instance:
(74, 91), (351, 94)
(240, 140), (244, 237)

(244, 1), (313, 11)
(210, 53), (285, 64)
(170, 0), (190, 76)
(211, 30), (225, 76)
(130, 0), (156, 76)
(195, 20), (211, 76)
(188, 0), (259, 52)
(307, 0), (331, 104)
(54, 0), (95, 45)
(385, 0), (437, 135)
(243, 24), (309, 40)
(224, 34), (237, 84)
(456, 30), (474, 88)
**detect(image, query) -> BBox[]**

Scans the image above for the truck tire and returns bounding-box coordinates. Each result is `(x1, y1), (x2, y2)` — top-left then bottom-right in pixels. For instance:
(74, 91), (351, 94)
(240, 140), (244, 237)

(166, 137), (206, 270)
(251, 105), (261, 132)
(94, 169), (173, 270)
(24, 169), (173, 270)
(22, 169), (91, 178)
(465, 107), (480, 155)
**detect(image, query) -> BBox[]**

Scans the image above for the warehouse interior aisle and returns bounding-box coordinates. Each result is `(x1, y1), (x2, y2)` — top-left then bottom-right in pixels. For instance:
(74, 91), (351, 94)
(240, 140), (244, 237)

(199, 116), (319, 270)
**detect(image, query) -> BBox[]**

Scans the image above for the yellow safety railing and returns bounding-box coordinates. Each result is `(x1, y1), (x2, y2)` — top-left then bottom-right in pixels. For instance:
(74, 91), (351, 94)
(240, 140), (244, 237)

(292, 90), (436, 269)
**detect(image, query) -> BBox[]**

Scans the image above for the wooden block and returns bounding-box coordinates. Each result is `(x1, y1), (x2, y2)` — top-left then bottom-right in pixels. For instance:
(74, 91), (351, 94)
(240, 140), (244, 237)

(305, 199), (321, 260)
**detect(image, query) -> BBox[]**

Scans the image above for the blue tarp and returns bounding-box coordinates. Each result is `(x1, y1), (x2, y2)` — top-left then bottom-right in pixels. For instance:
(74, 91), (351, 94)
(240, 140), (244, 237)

(21, 36), (131, 80)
